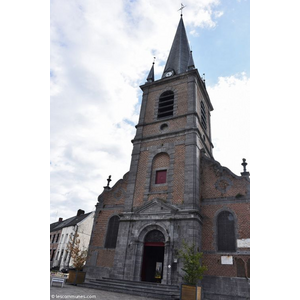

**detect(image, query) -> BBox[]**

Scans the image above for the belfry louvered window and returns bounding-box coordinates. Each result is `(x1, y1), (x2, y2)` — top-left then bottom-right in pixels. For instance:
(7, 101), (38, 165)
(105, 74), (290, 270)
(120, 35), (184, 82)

(201, 101), (207, 130)
(105, 215), (120, 248)
(158, 91), (174, 119)
(217, 211), (236, 251)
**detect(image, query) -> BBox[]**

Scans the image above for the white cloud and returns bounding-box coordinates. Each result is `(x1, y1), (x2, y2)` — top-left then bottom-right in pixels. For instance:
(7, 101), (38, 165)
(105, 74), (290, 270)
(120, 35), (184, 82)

(207, 73), (250, 175)
(50, 0), (228, 223)
(183, 0), (222, 28)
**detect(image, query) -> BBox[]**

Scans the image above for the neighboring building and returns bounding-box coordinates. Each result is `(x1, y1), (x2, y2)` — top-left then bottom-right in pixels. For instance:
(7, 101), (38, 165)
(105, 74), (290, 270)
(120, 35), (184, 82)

(50, 218), (63, 267)
(84, 15), (250, 300)
(50, 209), (95, 270)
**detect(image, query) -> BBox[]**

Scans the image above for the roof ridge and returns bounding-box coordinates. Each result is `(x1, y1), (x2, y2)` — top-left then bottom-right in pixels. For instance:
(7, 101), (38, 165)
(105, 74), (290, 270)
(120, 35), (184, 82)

(50, 211), (93, 231)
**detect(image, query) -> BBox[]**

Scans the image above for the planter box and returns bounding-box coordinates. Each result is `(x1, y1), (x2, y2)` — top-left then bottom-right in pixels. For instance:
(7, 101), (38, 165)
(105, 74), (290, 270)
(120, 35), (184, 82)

(67, 270), (86, 285)
(181, 284), (201, 300)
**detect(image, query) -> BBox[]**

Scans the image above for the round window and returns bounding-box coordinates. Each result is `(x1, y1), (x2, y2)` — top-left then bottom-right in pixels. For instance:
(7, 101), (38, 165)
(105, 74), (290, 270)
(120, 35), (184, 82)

(160, 123), (168, 131)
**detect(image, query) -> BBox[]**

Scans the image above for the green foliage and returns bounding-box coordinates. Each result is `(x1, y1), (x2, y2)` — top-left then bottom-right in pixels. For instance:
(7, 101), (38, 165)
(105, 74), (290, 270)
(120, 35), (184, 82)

(178, 241), (208, 285)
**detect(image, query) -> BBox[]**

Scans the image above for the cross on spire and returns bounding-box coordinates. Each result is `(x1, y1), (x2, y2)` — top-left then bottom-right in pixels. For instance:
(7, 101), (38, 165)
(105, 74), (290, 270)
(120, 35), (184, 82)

(178, 3), (186, 16)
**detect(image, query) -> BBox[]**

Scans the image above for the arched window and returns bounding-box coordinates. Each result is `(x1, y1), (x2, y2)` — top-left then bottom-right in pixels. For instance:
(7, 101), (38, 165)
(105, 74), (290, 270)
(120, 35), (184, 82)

(217, 211), (236, 251)
(105, 215), (120, 248)
(158, 91), (174, 119)
(201, 101), (207, 130)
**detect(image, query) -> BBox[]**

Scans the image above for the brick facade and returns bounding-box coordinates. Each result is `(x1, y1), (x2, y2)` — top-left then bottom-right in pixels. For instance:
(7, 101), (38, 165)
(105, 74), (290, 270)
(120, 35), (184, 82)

(200, 154), (250, 281)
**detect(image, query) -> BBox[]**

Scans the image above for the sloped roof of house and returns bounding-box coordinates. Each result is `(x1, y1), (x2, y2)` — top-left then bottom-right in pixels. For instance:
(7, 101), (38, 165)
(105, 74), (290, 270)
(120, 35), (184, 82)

(50, 211), (93, 232)
(50, 221), (61, 232)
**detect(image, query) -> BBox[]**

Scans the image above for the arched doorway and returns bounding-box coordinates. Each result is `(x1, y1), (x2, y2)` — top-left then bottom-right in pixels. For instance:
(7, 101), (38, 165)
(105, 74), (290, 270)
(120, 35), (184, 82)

(141, 230), (165, 283)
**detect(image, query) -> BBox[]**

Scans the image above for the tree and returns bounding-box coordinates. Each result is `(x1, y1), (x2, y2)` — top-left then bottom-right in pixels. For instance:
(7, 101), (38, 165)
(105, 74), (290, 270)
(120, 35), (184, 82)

(67, 233), (87, 271)
(178, 241), (208, 286)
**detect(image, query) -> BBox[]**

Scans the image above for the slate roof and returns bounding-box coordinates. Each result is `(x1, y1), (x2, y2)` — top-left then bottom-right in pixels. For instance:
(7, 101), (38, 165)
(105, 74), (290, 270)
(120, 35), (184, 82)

(50, 221), (61, 232)
(146, 62), (155, 82)
(50, 212), (93, 232)
(162, 16), (191, 77)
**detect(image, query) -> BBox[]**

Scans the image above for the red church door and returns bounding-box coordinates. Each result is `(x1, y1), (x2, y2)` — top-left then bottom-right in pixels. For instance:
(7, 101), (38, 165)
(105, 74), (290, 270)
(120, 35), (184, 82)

(141, 230), (165, 283)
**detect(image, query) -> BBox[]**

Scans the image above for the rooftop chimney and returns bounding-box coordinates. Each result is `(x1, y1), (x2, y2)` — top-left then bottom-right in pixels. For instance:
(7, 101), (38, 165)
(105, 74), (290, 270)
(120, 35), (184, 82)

(77, 209), (85, 216)
(58, 217), (63, 222)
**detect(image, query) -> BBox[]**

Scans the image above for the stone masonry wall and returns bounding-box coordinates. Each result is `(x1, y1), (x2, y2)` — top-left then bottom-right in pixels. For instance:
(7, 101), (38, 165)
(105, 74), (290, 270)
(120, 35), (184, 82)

(200, 154), (250, 279)
(202, 276), (250, 300)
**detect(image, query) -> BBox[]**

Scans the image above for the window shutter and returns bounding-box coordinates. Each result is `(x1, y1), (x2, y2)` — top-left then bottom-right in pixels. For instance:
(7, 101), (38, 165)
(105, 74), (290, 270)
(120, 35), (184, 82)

(158, 91), (174, 119)
(201, 101), (207, 130)
(155, 170), (167, 184)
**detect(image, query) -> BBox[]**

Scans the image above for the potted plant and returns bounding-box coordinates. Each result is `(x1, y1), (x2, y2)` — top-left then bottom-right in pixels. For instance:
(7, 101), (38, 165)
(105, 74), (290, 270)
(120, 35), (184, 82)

(178, 241), (208, 300)
(66, 233), (88, 285)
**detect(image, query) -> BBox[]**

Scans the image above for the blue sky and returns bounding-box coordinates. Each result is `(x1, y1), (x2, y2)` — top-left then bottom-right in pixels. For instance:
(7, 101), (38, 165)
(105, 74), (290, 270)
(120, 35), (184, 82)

(190, 0), (250, 85)
(49, 0), (250, 223)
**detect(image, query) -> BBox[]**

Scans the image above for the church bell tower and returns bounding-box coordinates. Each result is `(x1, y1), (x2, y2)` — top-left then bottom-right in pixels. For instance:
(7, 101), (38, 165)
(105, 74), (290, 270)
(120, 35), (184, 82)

(110, 15), (214, 285)
(124, 15), (214, 212)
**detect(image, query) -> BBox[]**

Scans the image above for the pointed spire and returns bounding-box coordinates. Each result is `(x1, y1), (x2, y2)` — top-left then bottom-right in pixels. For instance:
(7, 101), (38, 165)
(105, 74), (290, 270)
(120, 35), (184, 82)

(162, 16), (191, 78)
(146, 63), (155, 83)
(146, 57), (155, 83)
(187, 50), (195, 70)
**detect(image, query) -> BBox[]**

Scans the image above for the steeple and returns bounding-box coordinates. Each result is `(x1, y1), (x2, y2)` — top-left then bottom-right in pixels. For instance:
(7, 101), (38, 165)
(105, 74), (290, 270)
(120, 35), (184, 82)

(146, 62), (155, 83)
(162, 16), (191, 78)
(187, 50), (195, 70)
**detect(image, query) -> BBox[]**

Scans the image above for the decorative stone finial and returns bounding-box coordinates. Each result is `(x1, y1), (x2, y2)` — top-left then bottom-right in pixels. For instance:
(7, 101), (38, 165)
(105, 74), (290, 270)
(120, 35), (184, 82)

(242, 159), (247, 172)
(241, 159), (250, 177)
(104, 175), (112, 189)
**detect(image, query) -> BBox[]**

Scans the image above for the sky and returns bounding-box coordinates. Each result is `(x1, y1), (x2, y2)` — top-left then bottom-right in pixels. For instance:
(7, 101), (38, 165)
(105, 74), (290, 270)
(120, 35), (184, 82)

(50, 0), (250, 223)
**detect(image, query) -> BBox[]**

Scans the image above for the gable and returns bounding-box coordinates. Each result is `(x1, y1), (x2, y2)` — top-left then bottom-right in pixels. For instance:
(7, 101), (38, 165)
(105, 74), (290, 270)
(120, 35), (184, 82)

(200, 154), (250, 201)
(134, 199), (178, 215)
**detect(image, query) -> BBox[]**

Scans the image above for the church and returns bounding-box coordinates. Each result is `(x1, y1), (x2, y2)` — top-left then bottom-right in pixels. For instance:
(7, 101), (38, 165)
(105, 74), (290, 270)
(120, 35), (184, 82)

(84, 14), (250, 300)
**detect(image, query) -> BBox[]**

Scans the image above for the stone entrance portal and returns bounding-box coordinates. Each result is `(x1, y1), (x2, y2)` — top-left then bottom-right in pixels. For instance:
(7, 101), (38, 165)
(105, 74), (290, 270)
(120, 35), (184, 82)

(141, 230), (165, 283)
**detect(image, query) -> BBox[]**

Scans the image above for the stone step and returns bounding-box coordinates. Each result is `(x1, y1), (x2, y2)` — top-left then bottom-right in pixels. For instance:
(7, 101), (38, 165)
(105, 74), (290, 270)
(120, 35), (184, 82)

(80, 278), (180, 299)
(100, 277), (179, 291)
(85, 281), (179, 297)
